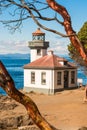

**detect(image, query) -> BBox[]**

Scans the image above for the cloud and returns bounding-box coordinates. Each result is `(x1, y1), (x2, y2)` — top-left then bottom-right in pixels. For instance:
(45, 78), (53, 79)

(0, 36), (70, 55)
(0, 40), (29, 54)
(49, 38), (69, 55)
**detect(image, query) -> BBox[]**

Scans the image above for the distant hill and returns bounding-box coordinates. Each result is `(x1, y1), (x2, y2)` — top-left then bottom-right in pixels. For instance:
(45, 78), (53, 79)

(0, 53), (73, 62)
(0, 53), (30, 59)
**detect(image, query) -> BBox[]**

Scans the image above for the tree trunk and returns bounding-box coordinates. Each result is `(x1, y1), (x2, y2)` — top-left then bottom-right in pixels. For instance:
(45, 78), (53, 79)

(46, 0), (87, 64)
(0, 61), (57, 130)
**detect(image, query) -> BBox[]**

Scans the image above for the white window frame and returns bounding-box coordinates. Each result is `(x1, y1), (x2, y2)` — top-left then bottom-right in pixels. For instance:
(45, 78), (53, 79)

(41, 72), (46, 85)
(31, 72), (35, 84)
(57, 72), (62, 85)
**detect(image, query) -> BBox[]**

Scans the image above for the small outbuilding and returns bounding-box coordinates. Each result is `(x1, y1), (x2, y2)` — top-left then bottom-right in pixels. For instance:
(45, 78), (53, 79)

(23, 28), (77, 94)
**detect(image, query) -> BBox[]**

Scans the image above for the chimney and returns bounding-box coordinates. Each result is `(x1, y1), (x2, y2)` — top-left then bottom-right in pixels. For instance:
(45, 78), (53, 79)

(48, 50), (53, 55)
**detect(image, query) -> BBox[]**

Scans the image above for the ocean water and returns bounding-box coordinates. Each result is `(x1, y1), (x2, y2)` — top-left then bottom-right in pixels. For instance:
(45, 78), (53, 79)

(0, 56), (29, 95)
(0, 55), (87, 95)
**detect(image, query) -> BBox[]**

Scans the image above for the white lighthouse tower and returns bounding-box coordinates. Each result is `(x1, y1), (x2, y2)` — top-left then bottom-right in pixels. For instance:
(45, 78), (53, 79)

(24, 28), (77, 94)
(28, 28), (49, 62)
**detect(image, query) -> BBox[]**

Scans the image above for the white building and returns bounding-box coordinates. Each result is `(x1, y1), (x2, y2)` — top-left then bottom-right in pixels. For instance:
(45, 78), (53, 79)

(23, 28), (77, 94)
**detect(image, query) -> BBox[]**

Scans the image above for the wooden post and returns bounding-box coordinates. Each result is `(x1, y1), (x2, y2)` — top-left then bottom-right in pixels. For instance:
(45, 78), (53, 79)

(84, 85), (87, 102)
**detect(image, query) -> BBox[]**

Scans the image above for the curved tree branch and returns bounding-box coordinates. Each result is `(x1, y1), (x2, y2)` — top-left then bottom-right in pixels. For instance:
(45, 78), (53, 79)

(0, 61), (58, 130)
(21, 4), (75, 37)
(46, 0), (87, 64)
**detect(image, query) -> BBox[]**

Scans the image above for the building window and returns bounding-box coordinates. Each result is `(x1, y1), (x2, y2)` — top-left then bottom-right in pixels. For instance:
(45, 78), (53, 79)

(37, 49), (41, 55)
(32, 36), (36, 40)
(37, 36), (41, 40)
(71, 71), (75, 84)
(57, 72), (62, 85)
(41, 72), (46, 84)
(31, 72), (35, 84)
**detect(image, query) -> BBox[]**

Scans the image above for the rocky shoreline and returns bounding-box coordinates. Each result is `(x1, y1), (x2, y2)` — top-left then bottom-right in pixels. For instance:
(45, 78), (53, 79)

(0, 95), (39, 130)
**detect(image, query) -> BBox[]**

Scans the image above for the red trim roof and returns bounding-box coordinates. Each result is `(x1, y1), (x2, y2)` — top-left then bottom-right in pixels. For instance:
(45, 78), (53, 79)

(32, 28), (45, 36)
(24, 54), (77, 69)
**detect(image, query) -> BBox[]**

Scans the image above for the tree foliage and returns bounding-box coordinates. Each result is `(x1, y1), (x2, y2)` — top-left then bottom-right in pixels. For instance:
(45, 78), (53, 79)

(78, 22), (87, 52)
(68, 22), (87, 67)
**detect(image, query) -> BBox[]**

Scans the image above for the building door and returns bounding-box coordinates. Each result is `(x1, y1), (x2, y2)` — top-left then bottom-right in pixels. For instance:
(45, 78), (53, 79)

(64, 71), (68, 88)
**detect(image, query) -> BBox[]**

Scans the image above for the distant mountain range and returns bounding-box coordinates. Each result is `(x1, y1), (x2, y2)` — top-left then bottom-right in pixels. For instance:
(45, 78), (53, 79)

(0, 53), (73, 62)
(0, 53), (30, 59)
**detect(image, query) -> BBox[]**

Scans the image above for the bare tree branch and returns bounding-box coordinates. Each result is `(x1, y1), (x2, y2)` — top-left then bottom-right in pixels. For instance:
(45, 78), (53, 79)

(0, 0), (75, 37)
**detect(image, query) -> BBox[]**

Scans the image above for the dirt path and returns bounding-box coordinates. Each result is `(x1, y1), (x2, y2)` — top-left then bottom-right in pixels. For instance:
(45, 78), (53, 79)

(27, 88), (87, 130)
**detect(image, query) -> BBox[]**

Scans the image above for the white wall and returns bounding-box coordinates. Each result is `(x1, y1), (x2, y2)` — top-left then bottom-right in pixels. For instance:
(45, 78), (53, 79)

(59, 61), (64, 65)
(24, 68), (77, 94)
(24, 69), (53, 90)
(30, 49), (47, 62)
(30, 49), (36, 62)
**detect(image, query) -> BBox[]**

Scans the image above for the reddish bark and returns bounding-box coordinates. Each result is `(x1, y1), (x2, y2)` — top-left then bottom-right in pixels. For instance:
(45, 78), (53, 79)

(46, 0), (87, 64)
(0, 61), (54, 130)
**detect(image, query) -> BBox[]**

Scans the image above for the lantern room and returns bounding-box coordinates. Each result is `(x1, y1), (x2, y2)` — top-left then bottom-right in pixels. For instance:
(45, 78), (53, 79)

(32, 28), (45, 41)
(28, 28), (49, 62)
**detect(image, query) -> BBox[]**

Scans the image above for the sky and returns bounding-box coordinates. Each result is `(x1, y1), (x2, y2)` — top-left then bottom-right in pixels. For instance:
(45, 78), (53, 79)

(0, 1), (87, 55)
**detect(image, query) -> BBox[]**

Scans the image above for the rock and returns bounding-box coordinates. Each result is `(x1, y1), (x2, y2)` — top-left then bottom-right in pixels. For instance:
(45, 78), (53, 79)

(0, 114), (33, 130)
(78, 127), (87, 130)
(0, 102), (18, 110)
(18, 125), (40, 130)
(0, 95), (34, 130)
(0, 95), (12, 102)
(0, 95), (18, 110)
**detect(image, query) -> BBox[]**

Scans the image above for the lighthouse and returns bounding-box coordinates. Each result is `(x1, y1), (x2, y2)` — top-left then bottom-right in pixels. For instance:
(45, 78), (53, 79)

(23, 28), (77, 94)
(28, 28), (49, 62)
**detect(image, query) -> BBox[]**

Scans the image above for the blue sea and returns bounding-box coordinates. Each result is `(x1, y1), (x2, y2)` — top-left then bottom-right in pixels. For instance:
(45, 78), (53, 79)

(0, 54), (87, 95)
(0, 54), (30, 95)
